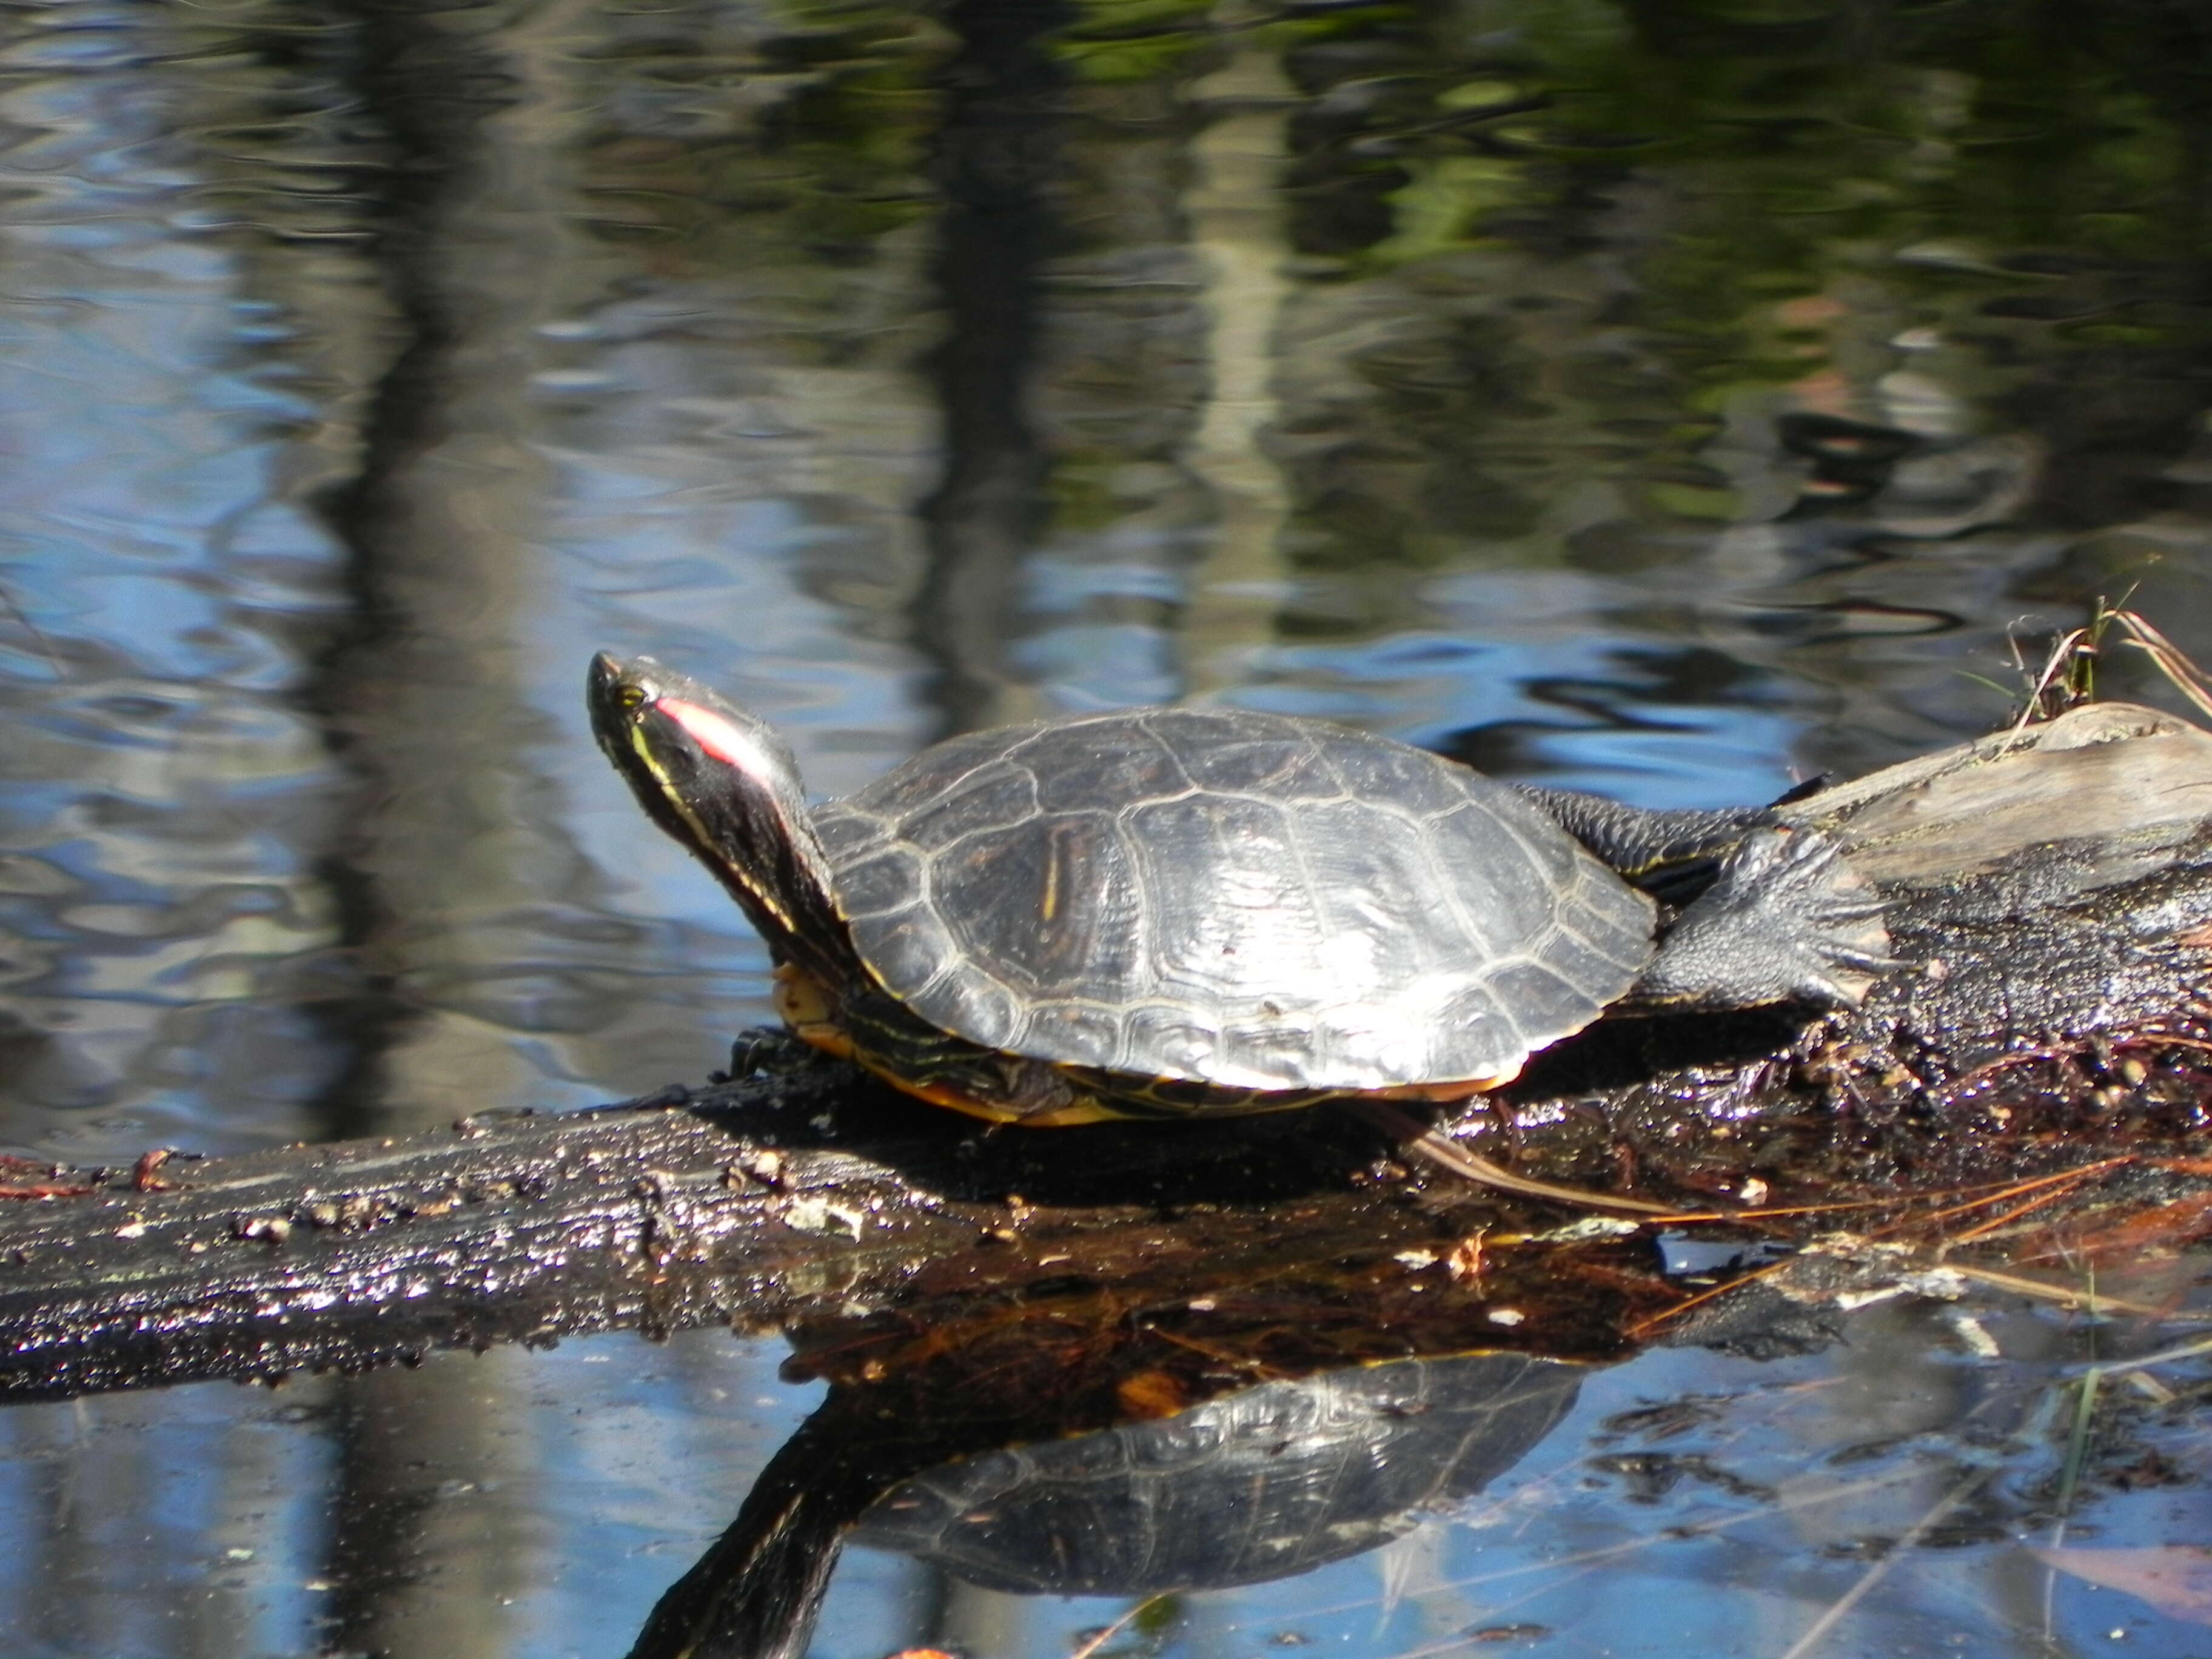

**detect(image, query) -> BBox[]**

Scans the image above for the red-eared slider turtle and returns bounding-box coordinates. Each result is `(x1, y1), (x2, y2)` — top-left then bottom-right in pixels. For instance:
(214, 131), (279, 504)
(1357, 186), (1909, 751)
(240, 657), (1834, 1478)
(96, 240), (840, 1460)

(589, 655), (1887, 1190)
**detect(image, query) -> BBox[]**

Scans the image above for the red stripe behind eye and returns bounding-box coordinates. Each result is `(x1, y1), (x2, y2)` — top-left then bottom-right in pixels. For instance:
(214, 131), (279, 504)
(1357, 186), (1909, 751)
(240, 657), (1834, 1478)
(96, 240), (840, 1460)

(658, 697), (760, 771)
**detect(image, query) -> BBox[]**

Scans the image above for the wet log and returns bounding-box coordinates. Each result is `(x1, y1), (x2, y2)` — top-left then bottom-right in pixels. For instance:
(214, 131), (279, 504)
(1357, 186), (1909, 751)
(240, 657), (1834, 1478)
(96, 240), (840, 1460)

(6, 701), (2212, 1400)
(0, 1070), (1493, 1400)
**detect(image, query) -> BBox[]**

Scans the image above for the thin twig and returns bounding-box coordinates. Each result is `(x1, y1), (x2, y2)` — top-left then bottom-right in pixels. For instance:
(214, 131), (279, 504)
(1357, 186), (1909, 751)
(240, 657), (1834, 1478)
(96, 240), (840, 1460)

(1359, 1105), (1680, 1216)
(2112, 609), (2212, 720)
(1931, 1162), (2130, 1251)
(1941, 1263), (2207, 1319)
(1629, 1162), (2154, 1337)
(1066, 1594), (1167, 1659)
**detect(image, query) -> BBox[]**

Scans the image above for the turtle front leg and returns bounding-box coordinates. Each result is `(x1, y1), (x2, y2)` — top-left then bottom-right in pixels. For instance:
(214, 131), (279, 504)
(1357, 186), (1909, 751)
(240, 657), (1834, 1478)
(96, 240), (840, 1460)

(1629, 825), (1894, 1011)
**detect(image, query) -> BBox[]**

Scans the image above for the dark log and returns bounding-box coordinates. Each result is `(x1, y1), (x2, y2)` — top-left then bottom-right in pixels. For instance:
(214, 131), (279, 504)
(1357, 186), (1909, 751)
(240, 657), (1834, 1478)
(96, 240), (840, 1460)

(0, 1068), (1664, 1399)
(5, 702), (2212, 1400)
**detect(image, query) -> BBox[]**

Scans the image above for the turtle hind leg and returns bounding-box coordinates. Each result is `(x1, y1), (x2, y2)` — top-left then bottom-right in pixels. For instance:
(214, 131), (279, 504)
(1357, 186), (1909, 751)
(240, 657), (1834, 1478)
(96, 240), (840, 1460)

(1629, 825), (1895, 1012)
(1513, 786), (1760, 891)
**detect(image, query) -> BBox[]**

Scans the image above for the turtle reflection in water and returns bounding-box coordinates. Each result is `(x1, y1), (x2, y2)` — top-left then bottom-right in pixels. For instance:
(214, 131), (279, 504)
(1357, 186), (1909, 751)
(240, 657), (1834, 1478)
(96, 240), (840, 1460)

(589, 654), (1888, 1195)
(849, 1352), (1583, 1597)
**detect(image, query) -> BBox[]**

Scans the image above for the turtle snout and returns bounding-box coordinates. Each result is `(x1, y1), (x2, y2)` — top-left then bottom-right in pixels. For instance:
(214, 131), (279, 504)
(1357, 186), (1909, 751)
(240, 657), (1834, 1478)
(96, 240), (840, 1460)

(588, 651), (630, 700)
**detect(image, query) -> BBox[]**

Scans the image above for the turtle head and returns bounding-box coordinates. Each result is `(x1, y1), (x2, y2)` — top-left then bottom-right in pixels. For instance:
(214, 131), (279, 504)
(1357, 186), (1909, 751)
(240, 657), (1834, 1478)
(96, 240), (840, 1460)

(588, 653), (850, 976)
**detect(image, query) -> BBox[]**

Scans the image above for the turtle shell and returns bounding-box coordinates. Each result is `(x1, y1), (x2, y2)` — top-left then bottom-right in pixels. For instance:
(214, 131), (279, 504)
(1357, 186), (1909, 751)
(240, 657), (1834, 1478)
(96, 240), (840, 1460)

(810, 708), (1655, 1094)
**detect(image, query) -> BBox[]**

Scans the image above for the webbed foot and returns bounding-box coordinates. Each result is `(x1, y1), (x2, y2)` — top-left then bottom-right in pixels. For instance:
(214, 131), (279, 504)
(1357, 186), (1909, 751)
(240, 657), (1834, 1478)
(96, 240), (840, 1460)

(1633, 825), (1894, 1011)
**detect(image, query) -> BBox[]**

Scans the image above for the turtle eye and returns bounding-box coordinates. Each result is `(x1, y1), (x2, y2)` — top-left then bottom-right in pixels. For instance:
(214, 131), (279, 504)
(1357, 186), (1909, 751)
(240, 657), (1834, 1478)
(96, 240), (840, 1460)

(617, 685), (647, 712)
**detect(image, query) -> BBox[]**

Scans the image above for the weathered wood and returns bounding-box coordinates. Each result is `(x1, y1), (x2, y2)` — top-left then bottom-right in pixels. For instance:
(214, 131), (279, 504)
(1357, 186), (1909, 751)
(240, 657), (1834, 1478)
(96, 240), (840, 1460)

(5, 702), (2212, 1400)
(1794, 700), (2212, 1061)
(1786, 703), (2212, 873)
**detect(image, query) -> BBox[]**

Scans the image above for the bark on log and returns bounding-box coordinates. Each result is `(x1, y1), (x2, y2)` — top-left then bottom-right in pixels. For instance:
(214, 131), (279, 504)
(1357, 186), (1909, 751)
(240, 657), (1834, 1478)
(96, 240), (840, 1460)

(6, 702), (2212, 1400)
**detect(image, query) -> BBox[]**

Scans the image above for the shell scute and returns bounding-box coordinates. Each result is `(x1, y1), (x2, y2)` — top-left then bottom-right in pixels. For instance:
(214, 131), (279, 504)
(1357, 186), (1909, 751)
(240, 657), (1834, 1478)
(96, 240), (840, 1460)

(1122, 1002), (1224, 1076)
(855, 910), (960, 1004)
(899, 762), (1039, 854)
(933, 971), (1023, 1051)
(1127, 795), (1315, 991)
(813, 799), (891, 862)
(1423, 799), (1586, 953)
(928, 815), (1145, 997)
(1159, 724), (1342, 803)
(1216, 1010), (1341, 1090)
(1296, 800), (1464, 993)
(1560, 872), (1660, 967)
(1526, 919), (1654, 1012)
(1030, 1000), (1128, 1071)
(1477, 957), (1597, 1050)
(1320, 736), (1483, 818)
(854, 727), (1034, 818)
(1424, 985), (1528, 1078)
(1020, 719), (1190, 814)
(834, 846), (923, 920)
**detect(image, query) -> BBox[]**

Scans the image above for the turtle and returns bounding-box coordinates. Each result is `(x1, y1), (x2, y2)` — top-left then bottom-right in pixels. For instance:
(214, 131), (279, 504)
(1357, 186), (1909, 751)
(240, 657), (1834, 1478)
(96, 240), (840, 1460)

(588, 653), (1888, 1200)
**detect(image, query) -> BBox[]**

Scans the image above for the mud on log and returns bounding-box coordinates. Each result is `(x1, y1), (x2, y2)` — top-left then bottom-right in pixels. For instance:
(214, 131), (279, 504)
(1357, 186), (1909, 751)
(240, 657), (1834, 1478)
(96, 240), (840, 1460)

(5, 702), (2212, 1401)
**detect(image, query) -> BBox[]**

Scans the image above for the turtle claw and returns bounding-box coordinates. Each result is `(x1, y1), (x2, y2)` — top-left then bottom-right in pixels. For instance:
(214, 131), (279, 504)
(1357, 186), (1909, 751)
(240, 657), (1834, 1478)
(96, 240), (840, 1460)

(1817, 891), (1891, 924)
(723, 1025), (822, 1081)
(1795, 967), (1879, 1011)
(1826, 945), (1912, 975)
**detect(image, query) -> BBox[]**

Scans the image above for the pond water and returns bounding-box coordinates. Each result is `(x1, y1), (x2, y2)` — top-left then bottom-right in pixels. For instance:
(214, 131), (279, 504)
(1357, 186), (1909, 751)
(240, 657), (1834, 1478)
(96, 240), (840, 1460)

(3, 0), (2212, 1654)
